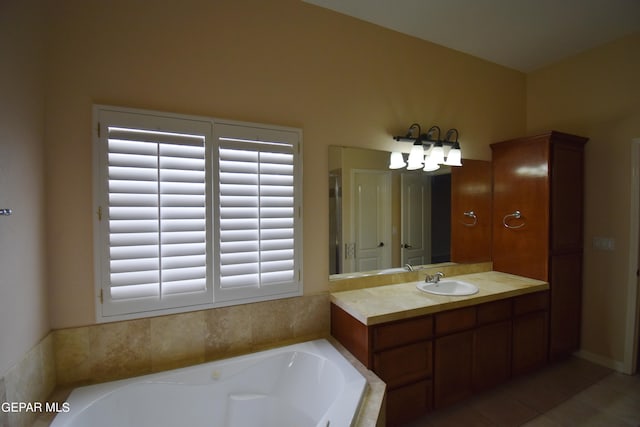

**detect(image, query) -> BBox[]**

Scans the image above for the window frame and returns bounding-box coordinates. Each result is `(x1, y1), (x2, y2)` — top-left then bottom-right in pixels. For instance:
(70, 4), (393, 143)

(93, 105), (303, 323)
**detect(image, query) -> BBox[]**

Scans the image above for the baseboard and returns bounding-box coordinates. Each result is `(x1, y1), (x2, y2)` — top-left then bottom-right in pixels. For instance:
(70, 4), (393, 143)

(574, 349), (627, 373)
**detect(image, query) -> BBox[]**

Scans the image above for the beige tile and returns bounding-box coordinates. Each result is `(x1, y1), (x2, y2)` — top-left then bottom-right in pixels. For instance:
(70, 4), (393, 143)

(89, 318), (151, 382)
(470, 387), (539, 427)
(543, 394), (605, 426)
(407, 357), (620, 427)
(419, 405), (494, 427)
(594, 372), (640, 397)
(54, 327), (91, 385)
(249, 298), (295, 349)
(521, 415), (561, 427)
(3, 335), (57, 427)
(151, 311), (205, 372)
(507, 373), (575, 413)
(0, 376), (8, 427)
(565, 373), (640, 426)
(594, 390), (640, 425)
(291, 293), (330, 339)
(40, 334), (57, 399)
(541, 357), (612, 395)
(204, 304), (253, 360)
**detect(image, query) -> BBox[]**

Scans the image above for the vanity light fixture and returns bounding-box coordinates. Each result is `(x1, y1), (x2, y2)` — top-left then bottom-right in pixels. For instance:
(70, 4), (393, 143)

(390, 124), (463, 170)
(443, 128), (463, 166)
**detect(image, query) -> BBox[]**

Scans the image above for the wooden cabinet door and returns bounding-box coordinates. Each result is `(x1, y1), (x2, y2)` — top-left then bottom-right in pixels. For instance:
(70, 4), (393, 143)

(491, 136), (550, 281)
(450, 159), (492, 263)
(549, 253), (582, 359)
(386, 380), (432, 427)
(550, 138), (586, 253)
(473, 321), (511, 391)
(512, 311), (548, 376)
(434, 330), (474, 408)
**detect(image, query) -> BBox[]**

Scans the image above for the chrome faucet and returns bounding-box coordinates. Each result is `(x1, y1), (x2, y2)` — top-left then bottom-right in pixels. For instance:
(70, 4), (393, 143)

(425, 271), (444, 283)
(404, 264), (414, 272)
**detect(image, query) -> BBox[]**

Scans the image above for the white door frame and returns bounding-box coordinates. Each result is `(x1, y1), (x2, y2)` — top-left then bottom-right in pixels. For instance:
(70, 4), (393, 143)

(624, 138), (640, 374)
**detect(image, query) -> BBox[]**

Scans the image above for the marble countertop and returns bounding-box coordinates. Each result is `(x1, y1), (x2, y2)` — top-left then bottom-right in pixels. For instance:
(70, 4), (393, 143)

(330, 271), (549, 326)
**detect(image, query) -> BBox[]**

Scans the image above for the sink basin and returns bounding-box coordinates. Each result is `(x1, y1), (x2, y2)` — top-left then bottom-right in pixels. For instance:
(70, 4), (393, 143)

(416, 280), (479, 296)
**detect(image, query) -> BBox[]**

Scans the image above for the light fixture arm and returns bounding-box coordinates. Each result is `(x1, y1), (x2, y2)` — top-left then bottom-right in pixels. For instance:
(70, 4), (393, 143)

(444, 128), (459, 145)
(422, 125), (441, 146)
(393, 123), (422, 142)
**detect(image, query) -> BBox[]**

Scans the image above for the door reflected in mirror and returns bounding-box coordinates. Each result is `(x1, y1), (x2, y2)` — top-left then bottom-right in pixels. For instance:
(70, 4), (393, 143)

(329, 146), (452, 276)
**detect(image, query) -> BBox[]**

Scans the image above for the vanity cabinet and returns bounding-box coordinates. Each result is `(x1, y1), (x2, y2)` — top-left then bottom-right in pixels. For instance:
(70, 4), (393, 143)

(331, 289), (549, 425)
(330, 306), (434, 426)
(491, 131), (587, 360)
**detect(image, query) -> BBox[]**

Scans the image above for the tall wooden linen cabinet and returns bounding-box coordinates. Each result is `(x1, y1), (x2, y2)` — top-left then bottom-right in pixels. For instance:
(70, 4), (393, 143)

(491, 131), (588, 360)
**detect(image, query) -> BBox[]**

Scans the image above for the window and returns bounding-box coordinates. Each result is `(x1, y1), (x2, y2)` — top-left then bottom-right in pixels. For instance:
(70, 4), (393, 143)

(213, 123), (302, 303)
(93, 106), (302, 322)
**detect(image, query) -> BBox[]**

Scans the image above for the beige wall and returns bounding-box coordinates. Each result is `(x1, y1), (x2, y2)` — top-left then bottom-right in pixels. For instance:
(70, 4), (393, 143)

(8, 0), (636, 378)
(0, 0), (49, 377)
(44, 0), (526, 328)
(526, 33), (640, 367)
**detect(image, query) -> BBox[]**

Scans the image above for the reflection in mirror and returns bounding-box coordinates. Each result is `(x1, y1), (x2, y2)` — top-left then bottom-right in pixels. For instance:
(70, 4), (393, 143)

(329, 146), (452, 276)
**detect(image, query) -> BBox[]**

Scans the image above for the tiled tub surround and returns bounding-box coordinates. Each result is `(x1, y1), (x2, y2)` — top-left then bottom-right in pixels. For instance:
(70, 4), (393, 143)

(1, 293), (332, 427)
(54, 293), (331, 386)
(1, 334), (56, 427)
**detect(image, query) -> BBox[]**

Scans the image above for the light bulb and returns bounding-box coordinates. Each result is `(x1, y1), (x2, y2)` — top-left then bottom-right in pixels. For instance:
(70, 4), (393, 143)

(406, 144), (424, 170)
(388, 151), (406, 169)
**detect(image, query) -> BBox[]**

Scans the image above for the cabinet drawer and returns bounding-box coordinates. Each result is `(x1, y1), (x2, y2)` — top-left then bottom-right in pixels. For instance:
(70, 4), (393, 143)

(477, 299), (512, 325)
(373, 341), (432, 387)
(435, 307), (476, 335)
(373, 315), (432, 351)
(514, 291), (549, 316)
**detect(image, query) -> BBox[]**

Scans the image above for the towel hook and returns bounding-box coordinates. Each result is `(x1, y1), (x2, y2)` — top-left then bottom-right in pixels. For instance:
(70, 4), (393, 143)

(462, 210), (477, 227)
(503, 210), (525, 229)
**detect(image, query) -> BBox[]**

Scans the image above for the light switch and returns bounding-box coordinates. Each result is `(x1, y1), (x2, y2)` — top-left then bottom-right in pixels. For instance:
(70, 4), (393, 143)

(593, 237), (615, 251)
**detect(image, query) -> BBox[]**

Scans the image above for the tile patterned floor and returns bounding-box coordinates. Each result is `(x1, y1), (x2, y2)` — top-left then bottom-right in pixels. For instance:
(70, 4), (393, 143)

(405, 357), (640, 426)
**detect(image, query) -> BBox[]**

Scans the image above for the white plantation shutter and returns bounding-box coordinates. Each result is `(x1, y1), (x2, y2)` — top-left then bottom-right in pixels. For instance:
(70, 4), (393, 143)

(94, 107), (302, 321)
(214, 122), (302, 303)
(95, 107), (213, 319)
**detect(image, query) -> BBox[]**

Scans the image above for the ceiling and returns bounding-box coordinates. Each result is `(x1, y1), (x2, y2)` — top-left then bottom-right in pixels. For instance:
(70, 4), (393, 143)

(303, 0), (640, 72)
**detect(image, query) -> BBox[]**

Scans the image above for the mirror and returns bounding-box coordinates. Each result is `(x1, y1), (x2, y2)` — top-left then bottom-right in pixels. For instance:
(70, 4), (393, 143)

(329, 145), (456, 276)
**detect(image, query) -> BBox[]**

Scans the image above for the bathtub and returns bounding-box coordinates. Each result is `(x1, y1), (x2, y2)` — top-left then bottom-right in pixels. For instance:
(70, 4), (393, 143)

(50, 339), (367, 427)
